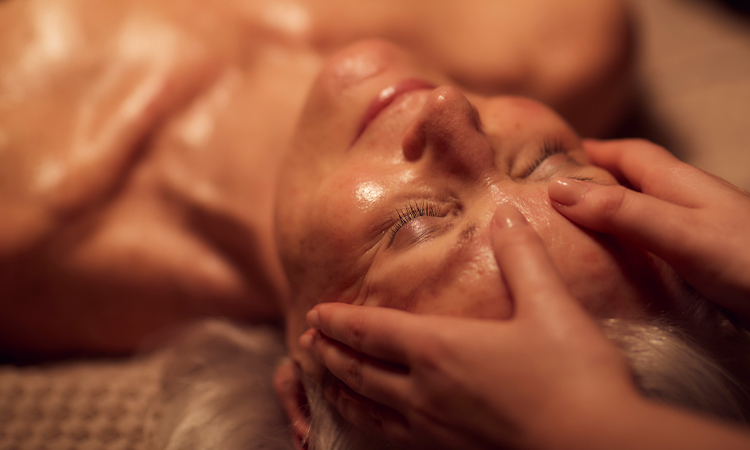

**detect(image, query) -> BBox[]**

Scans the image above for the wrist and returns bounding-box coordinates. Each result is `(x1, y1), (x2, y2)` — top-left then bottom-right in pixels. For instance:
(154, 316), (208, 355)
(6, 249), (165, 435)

(527, 385), (645, 450)
(532, 392), (750, 450)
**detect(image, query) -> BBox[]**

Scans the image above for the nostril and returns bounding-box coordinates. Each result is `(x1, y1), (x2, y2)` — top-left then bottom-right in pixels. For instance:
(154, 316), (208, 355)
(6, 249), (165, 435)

(402, 118), (426, 161)
(401, 86), (469, 161)
(401, 86), (493, 177)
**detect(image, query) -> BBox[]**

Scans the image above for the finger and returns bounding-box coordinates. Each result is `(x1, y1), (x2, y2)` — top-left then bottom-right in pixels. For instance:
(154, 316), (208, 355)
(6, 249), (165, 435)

(581, 139), (679, 189)
(272, 359), (304, 431)
(491, 203), (582, 319)
(322, 372), (413, 446)
(300, 329), (409, 410)
(548, 177), (694, 259)
(581, 139), (707, 205)
(308, 303), (419, 365)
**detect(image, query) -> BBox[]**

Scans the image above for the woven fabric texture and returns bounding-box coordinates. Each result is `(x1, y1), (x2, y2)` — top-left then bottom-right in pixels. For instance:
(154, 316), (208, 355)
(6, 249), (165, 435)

(0, 354), (164, 450)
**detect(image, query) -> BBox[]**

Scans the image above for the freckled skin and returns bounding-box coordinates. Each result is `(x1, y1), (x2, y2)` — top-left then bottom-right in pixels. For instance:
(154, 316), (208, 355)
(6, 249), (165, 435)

(275, 41), (682, 369)
(0, 0), (633, 354)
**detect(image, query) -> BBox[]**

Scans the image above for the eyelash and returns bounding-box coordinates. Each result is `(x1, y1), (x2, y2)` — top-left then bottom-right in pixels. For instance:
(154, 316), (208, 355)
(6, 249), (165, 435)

(521, 139), (595, 182)
(387, 140), (591, 244)
(388, 200), (441, 244)
(522, 139), (567, 178)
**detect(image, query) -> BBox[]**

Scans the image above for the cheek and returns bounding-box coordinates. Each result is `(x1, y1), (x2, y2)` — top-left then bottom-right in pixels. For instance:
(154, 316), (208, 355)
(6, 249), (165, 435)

(410, 253), (512, 320)
(412, 254), (512, 319)
(363, 242), (513, 320)
(313, 171), (374, 253)
(552, 237), (615, 298)
(538, 212), (652, 318)
(513, 189), (650, 318)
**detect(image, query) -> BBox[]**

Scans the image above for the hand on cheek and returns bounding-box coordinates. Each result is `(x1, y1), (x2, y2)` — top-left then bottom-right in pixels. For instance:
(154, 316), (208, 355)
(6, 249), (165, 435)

(297, 204), (637, 450)
(548, 139), (750, 320)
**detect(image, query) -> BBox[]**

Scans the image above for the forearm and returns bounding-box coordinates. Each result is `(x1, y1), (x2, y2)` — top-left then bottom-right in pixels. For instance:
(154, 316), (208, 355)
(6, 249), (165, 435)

(545, 395), (750, 450)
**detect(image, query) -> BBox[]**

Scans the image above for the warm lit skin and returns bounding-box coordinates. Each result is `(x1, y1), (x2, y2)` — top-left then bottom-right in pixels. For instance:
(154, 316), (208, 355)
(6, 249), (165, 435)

(273, 40), (750, 448)
(550, 139), (750, 323)
(0, 0), (632, 354)
(4, 1), (748, 448)
(288, 140), (750, 450)
(275, 41), (681, 361)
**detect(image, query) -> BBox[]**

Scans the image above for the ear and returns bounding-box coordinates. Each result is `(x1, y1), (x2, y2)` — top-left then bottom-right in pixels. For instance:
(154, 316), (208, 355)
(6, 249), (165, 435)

(274, 359), (311, 450)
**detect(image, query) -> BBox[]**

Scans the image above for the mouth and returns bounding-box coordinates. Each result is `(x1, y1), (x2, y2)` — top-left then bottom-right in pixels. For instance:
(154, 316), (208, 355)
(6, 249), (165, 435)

(354, 78), (436, 144)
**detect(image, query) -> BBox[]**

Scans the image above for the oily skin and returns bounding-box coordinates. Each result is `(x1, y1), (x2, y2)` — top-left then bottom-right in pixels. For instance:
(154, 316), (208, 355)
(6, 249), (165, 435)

(0, 0), (631, 353)
(275, 41), (679, 368)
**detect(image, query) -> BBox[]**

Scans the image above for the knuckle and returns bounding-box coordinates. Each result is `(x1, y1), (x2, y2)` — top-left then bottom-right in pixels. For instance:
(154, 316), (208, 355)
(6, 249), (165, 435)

(408, 338), (452, 412)
(344, 354), (364, 391)
(410, 335), (446, 371)
(345, 313), (366, 350)
(334, 384), (358, 421)
(591, 185), (628, 221)
(369, 402), (387, 435)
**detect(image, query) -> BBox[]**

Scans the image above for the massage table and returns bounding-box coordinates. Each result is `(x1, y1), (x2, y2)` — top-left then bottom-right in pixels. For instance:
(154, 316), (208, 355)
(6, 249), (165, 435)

(2, 0), (749, 448)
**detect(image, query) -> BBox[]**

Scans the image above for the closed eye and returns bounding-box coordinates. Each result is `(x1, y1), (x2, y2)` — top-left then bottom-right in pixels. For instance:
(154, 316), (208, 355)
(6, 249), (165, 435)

(521, 139), (566, 178)
(520, 139), (596, 182)
(388, 200), (442, 246)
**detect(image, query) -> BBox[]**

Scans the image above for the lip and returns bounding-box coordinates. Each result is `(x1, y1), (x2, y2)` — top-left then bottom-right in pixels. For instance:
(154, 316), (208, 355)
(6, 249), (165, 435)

(354, 78), (436, 143)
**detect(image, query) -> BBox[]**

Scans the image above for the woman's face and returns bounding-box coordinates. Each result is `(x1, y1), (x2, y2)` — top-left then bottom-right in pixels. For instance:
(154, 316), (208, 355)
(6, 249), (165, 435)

(276, 40), (678, 343)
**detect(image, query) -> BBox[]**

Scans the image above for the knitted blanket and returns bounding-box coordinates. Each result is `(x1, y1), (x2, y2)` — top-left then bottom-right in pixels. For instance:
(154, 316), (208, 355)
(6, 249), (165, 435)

(0, 352), (164, 450)
(0, 322), (292, 450)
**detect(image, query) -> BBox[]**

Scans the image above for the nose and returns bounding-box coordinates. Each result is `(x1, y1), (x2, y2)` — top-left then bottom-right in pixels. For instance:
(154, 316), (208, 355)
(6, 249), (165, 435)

(402, 86), (494, 178)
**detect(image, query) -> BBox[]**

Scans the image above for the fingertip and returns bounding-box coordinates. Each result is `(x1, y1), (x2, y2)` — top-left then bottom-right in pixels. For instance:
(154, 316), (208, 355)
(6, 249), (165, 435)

(306, 309), (321, 329)
(548, 177), (588, 207)
(489, 203), (577, 317)
(492, 203), (528, 230)
(298, 329), (317, 351)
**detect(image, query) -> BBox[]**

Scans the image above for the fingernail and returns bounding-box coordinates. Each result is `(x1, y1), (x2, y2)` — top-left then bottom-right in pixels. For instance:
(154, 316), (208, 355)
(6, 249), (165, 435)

(298, 329), (316, 351)
(492, 203), (527, 229)
(548, 177), (587, 206)
(306, 309), (321, 329)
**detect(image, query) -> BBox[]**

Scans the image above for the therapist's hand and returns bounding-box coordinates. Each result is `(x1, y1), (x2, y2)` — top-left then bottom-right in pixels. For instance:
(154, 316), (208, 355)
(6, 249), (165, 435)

(298, 204), (637, 450)
(548, 139), (750, 320)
